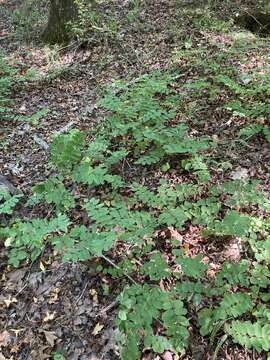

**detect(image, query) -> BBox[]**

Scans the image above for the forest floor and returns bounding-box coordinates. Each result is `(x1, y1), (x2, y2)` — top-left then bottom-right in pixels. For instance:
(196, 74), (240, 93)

(0, 0), (270, 359)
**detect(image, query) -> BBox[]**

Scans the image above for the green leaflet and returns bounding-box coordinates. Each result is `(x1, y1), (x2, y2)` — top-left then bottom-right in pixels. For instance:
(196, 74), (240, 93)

(31, 176), (75, 211)
(174, 251), (208, 279)
(226, 321), (270, 352)
(0, 191), (22, 215)
(118, 284), (189, 359)
(53, 226), (117, 261)
(141, 253), (171, 280)
(217, 293), (253, 319)
(3, 214), (70, 266)
(159, 206), (190, 229)
(211, 210), (251, 237)
(51, 129), (85, 172)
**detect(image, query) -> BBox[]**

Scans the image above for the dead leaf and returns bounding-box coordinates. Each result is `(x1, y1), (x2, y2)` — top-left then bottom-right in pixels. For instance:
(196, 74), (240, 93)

(231, 167), (248, 180)
(7, 269), (26, 283)
(43, 311), (56, 322)
(19, 104), (27, 113)
(0, 331), (11, 348)
(169, 227), (183, 244)
(89, 289), (99, 305)
(92, 323), (104, 336)
(43, 330), (58, 347)
(3, 297), (17, 308)
(224, 238), (242, 261)
(10, 344), (20, 354)
(163, 351), (173, 360)
(48, 288), (60, 304)
(10, 328), (23, 337)
(40, 261), (46, 272)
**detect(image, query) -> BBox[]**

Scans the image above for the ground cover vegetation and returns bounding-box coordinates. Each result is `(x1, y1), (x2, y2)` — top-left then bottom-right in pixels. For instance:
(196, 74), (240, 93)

(0, 0), (270, 359)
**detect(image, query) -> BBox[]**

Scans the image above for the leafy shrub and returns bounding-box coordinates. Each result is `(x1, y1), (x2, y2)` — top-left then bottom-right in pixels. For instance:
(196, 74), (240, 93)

(12, 0), (49, 41)
(1, 72), (270, 358)
(0, 52), (17, 119)
(118, 284), (189, 359)
(68, 0), (119, 41)
(2, 214), (70, 267)
(0, 191), (22, 215)
(0, 52), (40, 122)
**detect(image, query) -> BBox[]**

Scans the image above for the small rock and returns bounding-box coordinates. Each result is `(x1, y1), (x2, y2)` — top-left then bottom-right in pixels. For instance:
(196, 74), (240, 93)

(33, 135), (50, 151)
(54, 121), (75, 136)
(230, 167), (249, 180)
(224, 238), (242, 262)
(163, 351), (173, 360)
(0, 175), (22, 195)
(18, 123), (31, 135)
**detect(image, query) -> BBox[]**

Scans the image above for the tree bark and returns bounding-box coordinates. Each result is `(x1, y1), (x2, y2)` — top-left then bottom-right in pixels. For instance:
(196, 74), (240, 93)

(43, 0), (78, 44)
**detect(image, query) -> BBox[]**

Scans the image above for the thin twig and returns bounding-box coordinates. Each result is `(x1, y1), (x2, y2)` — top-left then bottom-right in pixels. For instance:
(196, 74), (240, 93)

(75, 281), (88, 305)
(243, 10), (264, 28)
(99, 299), (119, 316)
(101, 254), (138, 285)
(56, 40), (80, 53)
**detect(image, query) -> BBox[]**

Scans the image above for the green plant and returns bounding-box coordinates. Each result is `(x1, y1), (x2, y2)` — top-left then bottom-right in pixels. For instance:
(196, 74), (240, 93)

(2, 71), (270, 358)
(118, 284), (189, 359)
(100, 74), (209, 166)
(0, 52), (17, 119)
(0, 191), (23, 215)
(238, 124), (270, 143)
(126, 0), (142, 25)
(0, 52), (38, 121)
(12, 0), (49, 41)
(50, 129), (86, 173)
(31, 176), (75, 212)
(2, 214), (70, 267)
(226, 321), (270, 352)
(15, 107), (50, 126)
(53, 352), (65, 360)
(69, 0), (119, 41)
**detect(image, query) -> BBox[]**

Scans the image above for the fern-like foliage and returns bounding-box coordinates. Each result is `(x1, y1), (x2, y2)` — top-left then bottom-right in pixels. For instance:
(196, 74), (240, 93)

(198, 292), (253, 337)
(0, 191), (22, 215)
(3, 67), (270, 359)
(218, 293), (253, 319)
(118, 284), (189, 360)
(99, 74), (210, 166)
(51, 129), (85, 172)
(141, 252), (171, 280)
(31, 176), (75, 211)
(250, 236), (270, 264)
(211, 180), (270, 212)
(52, 225), (117, 261)
(3, 214), (70, 266)
(226, 321), (270, 352)
(0, 52), (17, 119)
(174, 250), (208, 279)
(215, 260), (250, 287)
(210, 210), (251, 238)
(84, 197), (157, 244)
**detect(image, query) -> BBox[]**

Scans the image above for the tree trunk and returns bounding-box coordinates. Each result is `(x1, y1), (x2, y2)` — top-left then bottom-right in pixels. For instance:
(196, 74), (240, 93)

(43, 0), (78, 44)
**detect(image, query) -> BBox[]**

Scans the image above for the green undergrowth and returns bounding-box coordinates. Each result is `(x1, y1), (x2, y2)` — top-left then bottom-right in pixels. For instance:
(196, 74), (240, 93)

(1, 39), (270, 359)
(11, 0), (49, 41)
(0, 52), (48, 125)
(173, 38), (270, 139)
(0, 51), (18, 119)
